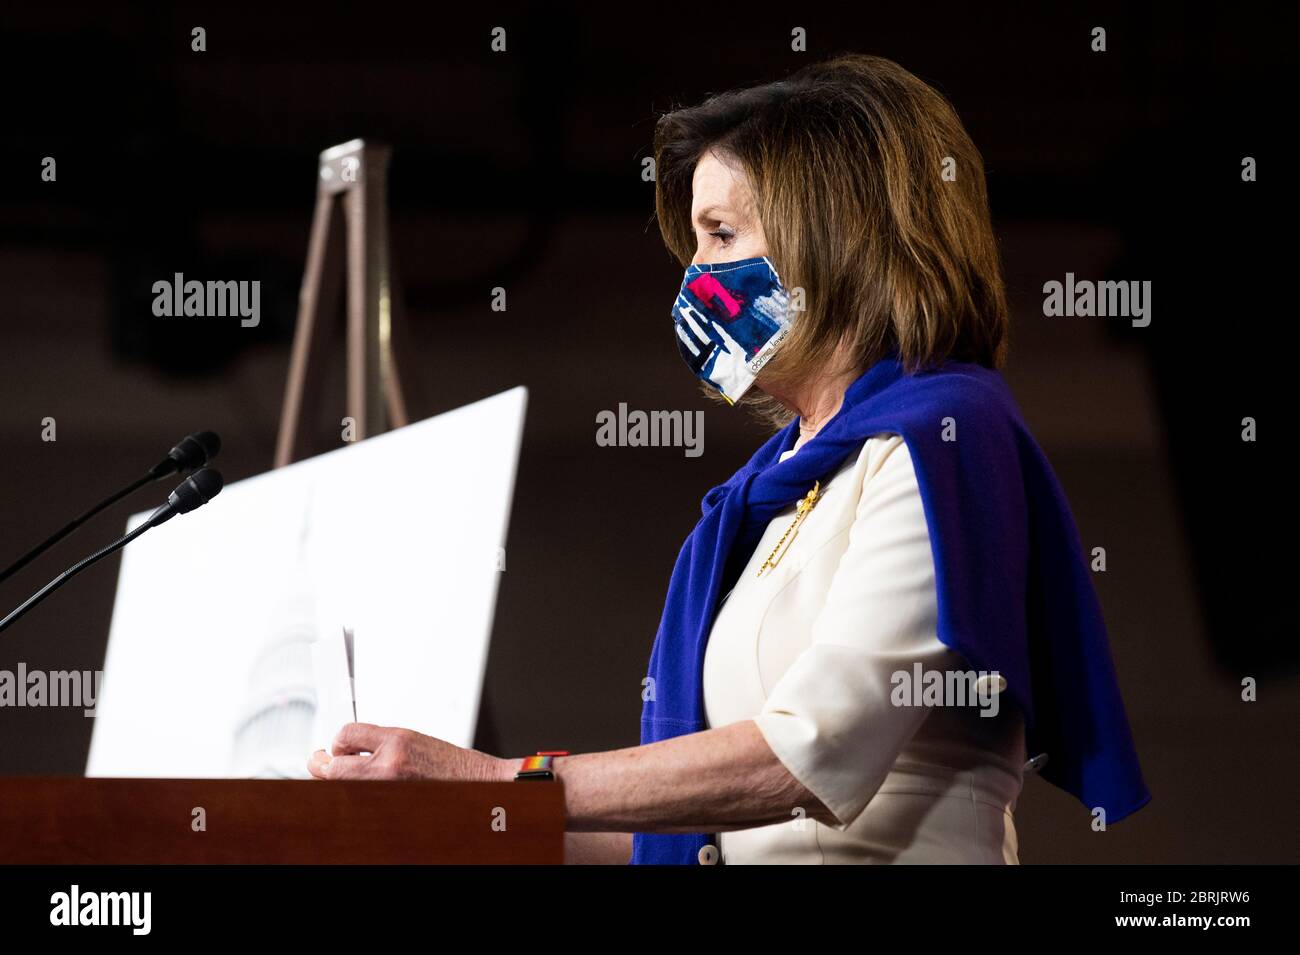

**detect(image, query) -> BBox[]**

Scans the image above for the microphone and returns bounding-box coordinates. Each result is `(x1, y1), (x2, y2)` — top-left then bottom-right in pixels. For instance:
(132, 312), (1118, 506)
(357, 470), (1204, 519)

(148, 431), (222, 481)
(0, 468), (224, 635)
(0, 431), (221, 585)
(146, 467), (224, 527)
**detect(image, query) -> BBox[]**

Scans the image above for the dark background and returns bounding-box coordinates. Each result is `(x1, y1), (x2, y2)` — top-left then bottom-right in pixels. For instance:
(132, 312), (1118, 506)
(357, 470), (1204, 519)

(0, 1), (1294, 862)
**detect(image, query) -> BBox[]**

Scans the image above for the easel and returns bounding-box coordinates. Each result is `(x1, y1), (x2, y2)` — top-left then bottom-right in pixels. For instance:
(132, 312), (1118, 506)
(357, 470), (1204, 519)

(275, 139), (410, 467)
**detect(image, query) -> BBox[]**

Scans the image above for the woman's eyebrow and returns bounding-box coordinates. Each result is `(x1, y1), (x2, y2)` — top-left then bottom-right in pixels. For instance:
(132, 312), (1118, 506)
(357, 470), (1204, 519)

(694, 204), (732, 225)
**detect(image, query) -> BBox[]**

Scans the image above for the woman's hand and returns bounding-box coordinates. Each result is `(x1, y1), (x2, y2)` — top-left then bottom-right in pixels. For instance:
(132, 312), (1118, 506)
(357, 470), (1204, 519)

(307, 723), (513, 782)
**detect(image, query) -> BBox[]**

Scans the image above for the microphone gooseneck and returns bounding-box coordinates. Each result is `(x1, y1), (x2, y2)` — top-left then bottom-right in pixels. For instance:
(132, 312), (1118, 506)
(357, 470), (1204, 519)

(0, 430), (222, 585)
(0, 468), (225, 635)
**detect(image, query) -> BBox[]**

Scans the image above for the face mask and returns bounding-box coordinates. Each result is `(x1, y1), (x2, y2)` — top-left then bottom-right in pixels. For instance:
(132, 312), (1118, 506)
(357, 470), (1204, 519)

(671, 256), (792, 404)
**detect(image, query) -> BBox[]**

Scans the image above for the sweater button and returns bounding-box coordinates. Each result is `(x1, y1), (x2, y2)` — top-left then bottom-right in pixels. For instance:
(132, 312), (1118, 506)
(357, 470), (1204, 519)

(974, 673), (1007, 695)
(697, 844), (719, 865)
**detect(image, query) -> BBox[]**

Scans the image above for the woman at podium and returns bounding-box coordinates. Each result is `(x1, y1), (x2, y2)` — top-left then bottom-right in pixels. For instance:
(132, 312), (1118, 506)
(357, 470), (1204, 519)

(309, 53), (1150, 865)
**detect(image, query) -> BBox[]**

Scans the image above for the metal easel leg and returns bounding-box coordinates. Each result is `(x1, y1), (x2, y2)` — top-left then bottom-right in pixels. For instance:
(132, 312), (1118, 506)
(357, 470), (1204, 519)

(275, 140), (409, 467)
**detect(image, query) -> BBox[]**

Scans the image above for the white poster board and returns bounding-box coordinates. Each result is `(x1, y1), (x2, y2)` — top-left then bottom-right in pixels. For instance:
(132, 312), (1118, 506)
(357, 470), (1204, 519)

(87, 387), (527, 778)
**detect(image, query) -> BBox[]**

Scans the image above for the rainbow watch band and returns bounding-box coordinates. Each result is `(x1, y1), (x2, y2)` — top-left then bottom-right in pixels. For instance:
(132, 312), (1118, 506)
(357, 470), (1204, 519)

(514, 751), (568, 781)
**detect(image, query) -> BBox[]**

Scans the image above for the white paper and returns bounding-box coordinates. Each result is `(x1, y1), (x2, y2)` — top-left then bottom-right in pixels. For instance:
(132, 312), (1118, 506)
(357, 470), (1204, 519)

(310, 626), (358, 756)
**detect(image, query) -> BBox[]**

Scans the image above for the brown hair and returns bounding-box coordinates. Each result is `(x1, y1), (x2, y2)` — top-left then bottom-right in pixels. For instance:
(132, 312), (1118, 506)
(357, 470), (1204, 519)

(654, 54), (1009, 423)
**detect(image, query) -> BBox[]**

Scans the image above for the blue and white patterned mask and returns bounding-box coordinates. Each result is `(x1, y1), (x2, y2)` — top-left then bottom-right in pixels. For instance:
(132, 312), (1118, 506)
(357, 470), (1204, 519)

(671, 256), (792, 404)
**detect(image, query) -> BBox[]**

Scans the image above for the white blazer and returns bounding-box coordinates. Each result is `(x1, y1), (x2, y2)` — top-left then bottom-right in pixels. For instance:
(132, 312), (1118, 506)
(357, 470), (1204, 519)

(702, 434), (1026, 863)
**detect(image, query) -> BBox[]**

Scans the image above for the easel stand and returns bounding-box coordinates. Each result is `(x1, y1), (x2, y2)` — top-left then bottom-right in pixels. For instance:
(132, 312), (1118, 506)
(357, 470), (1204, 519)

(276, 139), (410, 467)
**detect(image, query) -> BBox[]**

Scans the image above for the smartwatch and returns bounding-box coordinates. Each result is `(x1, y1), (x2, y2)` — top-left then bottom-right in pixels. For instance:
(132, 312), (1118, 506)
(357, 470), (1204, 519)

(513, 750), (568, 781)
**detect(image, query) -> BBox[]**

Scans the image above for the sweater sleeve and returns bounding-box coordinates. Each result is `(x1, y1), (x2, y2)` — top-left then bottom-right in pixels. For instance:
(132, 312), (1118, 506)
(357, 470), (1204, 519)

(751, 436), (962, 830)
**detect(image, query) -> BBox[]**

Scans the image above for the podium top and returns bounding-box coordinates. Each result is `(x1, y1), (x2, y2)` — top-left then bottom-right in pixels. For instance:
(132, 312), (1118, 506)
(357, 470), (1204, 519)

(0, 777), (564, 865)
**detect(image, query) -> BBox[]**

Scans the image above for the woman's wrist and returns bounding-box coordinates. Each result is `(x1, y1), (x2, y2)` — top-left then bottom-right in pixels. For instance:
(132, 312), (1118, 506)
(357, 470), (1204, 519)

(492, 755), (523, 782)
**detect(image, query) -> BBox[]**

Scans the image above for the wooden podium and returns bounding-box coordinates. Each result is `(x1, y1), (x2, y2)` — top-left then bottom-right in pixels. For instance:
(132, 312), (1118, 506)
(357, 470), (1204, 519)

(0, 778), (565, 864)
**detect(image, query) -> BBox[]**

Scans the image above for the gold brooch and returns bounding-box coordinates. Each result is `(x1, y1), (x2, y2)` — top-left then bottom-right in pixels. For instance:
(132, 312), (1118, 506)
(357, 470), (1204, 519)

(757, 481), (821, 577)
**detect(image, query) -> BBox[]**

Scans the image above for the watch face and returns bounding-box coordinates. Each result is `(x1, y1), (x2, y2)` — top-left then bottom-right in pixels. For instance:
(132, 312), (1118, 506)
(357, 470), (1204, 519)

(513, 769), (555, 781)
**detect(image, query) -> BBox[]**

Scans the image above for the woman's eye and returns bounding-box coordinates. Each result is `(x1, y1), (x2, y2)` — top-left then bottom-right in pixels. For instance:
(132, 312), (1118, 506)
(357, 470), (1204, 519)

(708, 229), (734, 243)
